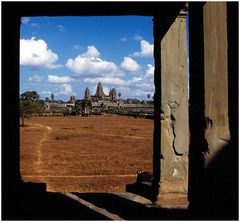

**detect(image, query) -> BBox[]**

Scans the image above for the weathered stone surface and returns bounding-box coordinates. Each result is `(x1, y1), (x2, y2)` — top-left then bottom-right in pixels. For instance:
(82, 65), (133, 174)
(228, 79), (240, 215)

(159, 12), (188, 194)
(161, 14), (189, 156)
(203, 2), (230, 166)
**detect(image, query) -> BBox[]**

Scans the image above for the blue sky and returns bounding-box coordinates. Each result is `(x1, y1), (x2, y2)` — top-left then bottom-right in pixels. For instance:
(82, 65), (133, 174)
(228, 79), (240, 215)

(20, 16), (154, 101)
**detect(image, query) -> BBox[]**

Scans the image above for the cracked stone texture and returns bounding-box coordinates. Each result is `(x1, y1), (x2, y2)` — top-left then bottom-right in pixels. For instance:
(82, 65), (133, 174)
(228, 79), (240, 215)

(160, 14), (189, 186)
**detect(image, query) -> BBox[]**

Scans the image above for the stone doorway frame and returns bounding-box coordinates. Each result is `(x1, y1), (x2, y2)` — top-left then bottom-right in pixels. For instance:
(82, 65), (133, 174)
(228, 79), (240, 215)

(3, 3), (237, 216)
(2, 1), (188, 203)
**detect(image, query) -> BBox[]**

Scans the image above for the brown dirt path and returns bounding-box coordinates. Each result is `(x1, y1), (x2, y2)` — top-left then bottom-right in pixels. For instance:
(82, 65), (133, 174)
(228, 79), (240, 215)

(20, 123), (52, 181)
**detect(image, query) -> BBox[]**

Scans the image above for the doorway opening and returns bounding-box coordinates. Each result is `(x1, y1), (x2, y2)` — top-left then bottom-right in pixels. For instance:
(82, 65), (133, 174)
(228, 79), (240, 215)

(19, 15), (155, 193)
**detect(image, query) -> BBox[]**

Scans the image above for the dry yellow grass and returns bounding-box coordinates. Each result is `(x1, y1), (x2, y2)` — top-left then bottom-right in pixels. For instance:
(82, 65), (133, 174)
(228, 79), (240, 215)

(20, 114), (153, 192)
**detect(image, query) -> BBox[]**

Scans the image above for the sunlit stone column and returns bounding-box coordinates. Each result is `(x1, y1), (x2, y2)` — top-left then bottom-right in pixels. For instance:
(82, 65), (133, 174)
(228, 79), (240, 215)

(158, 10), (189, 198)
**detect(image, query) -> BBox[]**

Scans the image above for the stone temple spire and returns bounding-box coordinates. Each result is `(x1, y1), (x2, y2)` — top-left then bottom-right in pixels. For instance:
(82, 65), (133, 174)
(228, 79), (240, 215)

(109, 88), (117, 100)
(84, 87), (90, 100)
(95, 82), (105, 99)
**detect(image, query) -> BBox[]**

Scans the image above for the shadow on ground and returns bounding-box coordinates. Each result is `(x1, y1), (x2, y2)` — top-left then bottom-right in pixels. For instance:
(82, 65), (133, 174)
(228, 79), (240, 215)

(3, 181), (189, 220)
(4, 182), (109, 220)
(76, 192), (188, 220)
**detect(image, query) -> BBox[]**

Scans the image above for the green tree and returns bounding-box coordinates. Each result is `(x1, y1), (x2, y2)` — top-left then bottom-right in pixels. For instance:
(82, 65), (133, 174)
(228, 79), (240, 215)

(19, 91), (43, 126)
(44, 97), (51, 103)
(71, 104), (81, 115)
(21, 91), (40, 101)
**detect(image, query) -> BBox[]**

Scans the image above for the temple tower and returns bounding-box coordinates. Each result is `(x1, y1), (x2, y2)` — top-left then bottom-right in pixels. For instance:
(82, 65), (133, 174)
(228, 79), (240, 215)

(84, 87), (90, 100)
(109, 88), (117, 100)
(95, 82), (105, 100)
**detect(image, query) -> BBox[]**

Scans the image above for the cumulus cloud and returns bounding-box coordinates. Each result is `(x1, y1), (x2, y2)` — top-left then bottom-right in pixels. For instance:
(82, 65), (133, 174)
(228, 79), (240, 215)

(128, 76), (143, 84)
(145, 64), (154, 77)
(84, 77), (126, 85)
(80, 45), (100, 58)
(48, 75), (74, 84)
(66, 57), (119, 77)
(121, 57), (140, 72)
(66, 45), (123, 77)
(115, 63), (154, 99)
(28, 75), (43, 83)
(20, 37), (62, 69)
(132, 40), (153, 58)
(56, 84), (75, 96)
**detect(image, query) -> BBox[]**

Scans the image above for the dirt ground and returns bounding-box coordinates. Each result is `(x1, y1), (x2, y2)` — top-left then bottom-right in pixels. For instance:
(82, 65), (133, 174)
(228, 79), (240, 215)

(20, 114), (153, 192)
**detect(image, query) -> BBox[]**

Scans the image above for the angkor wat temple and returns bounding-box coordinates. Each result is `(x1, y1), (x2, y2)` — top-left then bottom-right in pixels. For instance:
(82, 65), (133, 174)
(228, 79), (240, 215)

(85, 82), (117, 102)
(80, 82), (153, 116)
(44, 81), (153, 116)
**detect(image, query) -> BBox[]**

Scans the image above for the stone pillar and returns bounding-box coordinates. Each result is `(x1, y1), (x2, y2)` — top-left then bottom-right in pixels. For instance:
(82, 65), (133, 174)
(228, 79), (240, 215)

(203, 2), (230, 166)
(188, 3), (237, 218)
(158, 11), (189, 196)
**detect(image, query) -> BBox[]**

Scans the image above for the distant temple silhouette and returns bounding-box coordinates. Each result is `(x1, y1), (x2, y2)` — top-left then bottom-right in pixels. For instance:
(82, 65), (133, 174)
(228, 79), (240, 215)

(44, 81), (153, 116)
(85, 82), (117, 102)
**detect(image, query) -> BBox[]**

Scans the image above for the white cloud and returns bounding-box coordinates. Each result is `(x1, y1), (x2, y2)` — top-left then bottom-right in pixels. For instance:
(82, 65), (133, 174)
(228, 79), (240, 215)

(80, 62), (154, 100)
(115, 64), (155, 99)
(66, 57), (119, 77)
(80, 46), (100, 58)
(21, 17), (30, 24)
(57, 24), (65, 32)
(127, 75), (153, 89)
(84, 77), (126, 86)
(56, 84), (75, 96)
(145, 64), (154, 77)
(28, 75), (44, 83)
(48, 75), (74, 84)
(103, 86), (110, 95)
(132, 40), (153, 58)
(117, 86), (153, 100)
(40, 84), (75, 97)
(66, 45), (123, 77)
(133, 34), (143, 41)
(128, 76), (143, 84)
(20, 37), (62, 69)
(121, 57), (140, 72)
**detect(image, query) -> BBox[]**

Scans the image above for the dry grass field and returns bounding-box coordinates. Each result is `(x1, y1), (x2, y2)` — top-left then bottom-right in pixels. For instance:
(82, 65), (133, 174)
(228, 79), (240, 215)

(20, 114), (153, 192)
